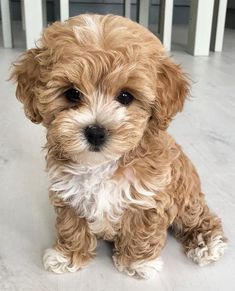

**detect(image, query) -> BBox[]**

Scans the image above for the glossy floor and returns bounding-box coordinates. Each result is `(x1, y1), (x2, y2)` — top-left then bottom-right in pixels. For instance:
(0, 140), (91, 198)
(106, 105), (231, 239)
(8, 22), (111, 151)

(0, 27), (235, 291)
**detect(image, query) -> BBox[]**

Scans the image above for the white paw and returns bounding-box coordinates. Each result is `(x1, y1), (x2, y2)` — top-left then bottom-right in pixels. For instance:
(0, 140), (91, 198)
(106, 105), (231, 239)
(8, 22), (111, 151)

(187, 234), (227, 267)
(113, 255), (163, 280)
(43, 248), (80, 274)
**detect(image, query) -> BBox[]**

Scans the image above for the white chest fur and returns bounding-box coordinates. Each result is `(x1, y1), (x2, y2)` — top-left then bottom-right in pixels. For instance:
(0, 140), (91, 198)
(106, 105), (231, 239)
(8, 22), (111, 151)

(48, 160), (156, 237)
(48, 160), (129, 235)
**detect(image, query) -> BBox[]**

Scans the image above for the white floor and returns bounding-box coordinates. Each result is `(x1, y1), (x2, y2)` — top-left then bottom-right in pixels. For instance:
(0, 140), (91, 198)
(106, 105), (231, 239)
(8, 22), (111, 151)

(0, 26), (235, 291)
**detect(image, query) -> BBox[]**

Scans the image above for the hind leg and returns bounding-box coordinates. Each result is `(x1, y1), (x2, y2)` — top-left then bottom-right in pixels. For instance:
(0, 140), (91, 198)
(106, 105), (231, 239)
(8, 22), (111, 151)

(173, 193), (227, 266)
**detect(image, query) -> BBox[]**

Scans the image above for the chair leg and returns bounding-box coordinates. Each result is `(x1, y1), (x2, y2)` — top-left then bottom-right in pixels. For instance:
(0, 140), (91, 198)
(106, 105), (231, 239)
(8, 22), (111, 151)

(210, 0), (228, 52)
(60, 0), (69, 22)
(23, 0), (43, 49)
(159, 0), (173, 51)
(42, 0), (47, 27)
(124, 0), (131, 19)
(21, 0), (25, 31)
(187, 0), (214, 56)
(138, 0), (150, 28)
(1, 0), (13, 48)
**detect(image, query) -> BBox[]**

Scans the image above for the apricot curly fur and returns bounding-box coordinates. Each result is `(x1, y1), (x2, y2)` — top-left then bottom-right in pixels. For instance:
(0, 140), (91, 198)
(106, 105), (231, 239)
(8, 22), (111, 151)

(11, 14), (226, 277)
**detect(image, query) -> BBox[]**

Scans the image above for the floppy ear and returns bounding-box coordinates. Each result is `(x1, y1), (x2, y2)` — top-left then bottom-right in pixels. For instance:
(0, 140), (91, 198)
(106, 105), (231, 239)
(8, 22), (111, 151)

(11, 48), (43, 123)
(153, 57), (190, 130)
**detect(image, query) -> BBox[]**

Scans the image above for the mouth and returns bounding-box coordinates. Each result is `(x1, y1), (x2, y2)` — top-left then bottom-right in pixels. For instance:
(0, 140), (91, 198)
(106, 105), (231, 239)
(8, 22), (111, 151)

(89, 145), (103, 152)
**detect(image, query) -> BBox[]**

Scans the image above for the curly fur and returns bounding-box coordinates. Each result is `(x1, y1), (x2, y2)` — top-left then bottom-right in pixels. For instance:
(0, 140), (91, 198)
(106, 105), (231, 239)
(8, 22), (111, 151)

(11, 14), (227, 279)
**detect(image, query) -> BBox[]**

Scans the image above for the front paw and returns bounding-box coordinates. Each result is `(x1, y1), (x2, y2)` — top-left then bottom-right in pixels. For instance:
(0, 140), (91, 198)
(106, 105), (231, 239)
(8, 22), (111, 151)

(43, 248), (81, 274)
(113, 253), (163, 280)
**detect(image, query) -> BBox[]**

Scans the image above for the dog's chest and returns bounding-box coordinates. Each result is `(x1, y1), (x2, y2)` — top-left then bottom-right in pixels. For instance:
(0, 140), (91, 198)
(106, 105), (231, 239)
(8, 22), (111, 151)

(49, 161), (130, 238)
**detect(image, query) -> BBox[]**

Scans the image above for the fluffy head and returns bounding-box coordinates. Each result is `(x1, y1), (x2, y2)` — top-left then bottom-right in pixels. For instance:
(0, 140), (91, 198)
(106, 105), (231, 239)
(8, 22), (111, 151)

(11, 14), (189, 164)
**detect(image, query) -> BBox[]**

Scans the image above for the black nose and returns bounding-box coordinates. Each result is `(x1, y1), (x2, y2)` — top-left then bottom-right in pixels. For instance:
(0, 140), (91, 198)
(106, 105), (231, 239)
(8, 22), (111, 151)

(84, 124), (106, 147)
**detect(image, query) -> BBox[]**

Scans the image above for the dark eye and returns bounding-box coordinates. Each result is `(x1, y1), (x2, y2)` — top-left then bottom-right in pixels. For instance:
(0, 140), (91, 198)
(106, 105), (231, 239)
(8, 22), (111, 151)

(116, 91), (134, 105)
(64, 88), (81, 102)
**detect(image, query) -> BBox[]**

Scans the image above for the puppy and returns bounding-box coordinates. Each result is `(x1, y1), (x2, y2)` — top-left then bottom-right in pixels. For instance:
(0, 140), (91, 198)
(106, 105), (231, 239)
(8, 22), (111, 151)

(11, 14), (227, 279)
